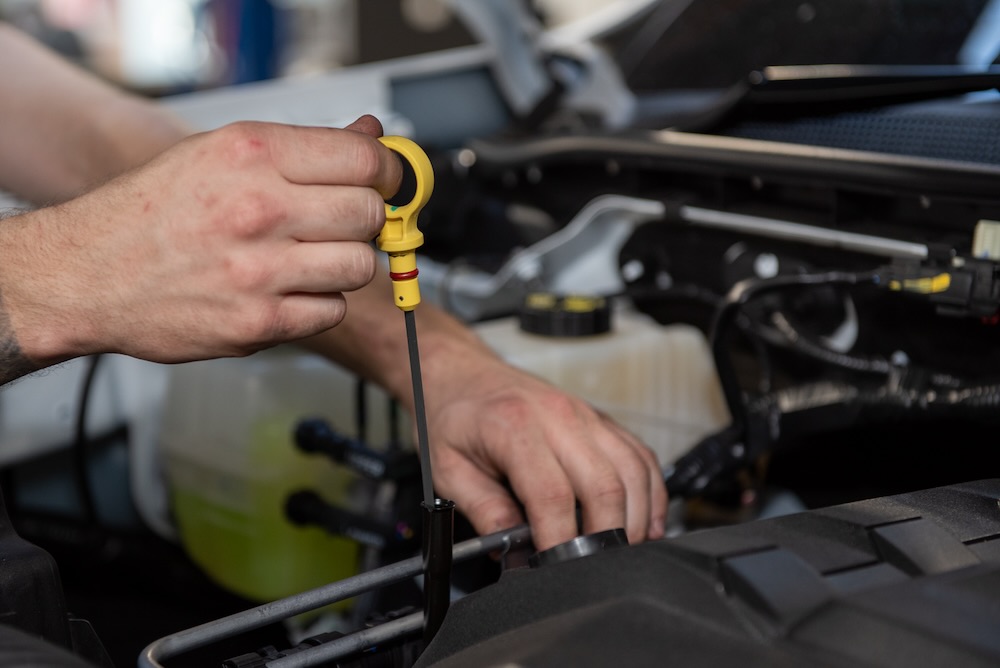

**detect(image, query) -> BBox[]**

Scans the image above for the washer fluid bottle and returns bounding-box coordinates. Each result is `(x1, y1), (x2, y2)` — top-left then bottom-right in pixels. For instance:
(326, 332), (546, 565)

(472, 294), (730, 467)
(159, 346), (396, 604)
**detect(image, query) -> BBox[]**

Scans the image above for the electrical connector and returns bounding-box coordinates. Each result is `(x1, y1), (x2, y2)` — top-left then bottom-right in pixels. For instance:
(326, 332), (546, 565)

(878, 258), (1000, 318)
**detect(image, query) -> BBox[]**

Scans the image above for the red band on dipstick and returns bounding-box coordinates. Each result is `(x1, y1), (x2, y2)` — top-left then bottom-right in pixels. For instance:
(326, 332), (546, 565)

(390, 269), (419, 281)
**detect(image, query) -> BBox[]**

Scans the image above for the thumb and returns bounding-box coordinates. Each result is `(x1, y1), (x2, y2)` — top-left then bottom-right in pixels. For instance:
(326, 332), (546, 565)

(345, 114), (384, 138)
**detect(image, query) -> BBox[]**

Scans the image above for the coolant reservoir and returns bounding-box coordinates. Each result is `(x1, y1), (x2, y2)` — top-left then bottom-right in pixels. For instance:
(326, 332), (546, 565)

(159, 347), (394, 603)
(473, 295), (730, 467)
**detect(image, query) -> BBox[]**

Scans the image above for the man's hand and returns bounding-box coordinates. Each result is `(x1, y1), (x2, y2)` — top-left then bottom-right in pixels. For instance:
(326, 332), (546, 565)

(305, 274), (668, 553)
(422, 337), (668, 551)
(0, 116), (402, 375)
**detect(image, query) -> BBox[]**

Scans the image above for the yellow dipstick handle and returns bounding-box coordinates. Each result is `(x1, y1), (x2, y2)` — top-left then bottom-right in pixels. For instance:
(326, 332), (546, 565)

(377, 136), (434, 311)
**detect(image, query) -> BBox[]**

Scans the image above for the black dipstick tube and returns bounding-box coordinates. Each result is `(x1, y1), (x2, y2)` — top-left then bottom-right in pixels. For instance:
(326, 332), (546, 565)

(422, 498), (455, 645)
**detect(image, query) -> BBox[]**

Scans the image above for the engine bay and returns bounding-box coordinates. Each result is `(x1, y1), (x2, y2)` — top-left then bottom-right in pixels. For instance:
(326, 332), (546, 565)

(4, 1), (1000, 666)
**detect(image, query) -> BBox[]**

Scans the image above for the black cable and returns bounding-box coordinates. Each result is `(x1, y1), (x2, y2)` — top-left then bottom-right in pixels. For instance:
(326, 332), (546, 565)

(760, 309), (966, 389)
(710, 271), (881, 434)
(73, 354), (102, 526)
(766, 310), (892, 375)
(387, 398), (401, 453)
(670, 268), (995, 499)
(354, 377), (368, 445)
(741, 377), (1000, 448)
(736, 310), (774, 394)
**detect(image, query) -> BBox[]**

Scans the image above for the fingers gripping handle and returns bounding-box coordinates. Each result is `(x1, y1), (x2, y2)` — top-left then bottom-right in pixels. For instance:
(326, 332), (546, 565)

(377, 136), (434, 311)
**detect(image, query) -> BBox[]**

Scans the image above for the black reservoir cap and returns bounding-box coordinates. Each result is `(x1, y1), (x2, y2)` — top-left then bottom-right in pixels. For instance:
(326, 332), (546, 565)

(518, 293), (612, 337)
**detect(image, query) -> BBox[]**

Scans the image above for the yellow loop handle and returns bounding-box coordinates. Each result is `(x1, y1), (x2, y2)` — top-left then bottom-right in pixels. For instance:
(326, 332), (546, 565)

(376, 135), (434, 311)
(376, 135), (434, 254)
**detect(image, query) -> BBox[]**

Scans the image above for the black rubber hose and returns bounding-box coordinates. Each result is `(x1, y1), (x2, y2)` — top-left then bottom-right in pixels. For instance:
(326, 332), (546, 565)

(73, 354), (102, 525)
(710, 271), (880, 433)
(766, 311), (891, 374)
(285, 490), (398, 550)
(742, 379), (1000, 449)
(664, 271), (879, 498)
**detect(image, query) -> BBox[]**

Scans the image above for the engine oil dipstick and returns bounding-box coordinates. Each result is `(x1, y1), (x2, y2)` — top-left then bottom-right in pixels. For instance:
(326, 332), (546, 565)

(376, 135), (455, 646)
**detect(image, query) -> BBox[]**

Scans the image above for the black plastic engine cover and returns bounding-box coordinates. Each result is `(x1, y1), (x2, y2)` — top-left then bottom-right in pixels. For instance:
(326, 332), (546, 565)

(417, 479), (1000, 667)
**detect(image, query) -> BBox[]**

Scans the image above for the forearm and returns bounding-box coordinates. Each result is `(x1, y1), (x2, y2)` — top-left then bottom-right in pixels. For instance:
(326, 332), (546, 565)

(300, 270), (497, 413)
(0, 23), (190, 204)
(0, 207), (61, 384)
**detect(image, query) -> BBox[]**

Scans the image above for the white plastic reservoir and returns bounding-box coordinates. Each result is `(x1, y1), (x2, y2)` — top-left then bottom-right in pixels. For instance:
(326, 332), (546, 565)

(472, 303), (730, 467)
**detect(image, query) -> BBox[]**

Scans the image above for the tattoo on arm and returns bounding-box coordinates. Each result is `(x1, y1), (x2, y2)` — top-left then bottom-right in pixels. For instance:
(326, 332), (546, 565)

(0, 305), (39, 386)
(0, 208), (41, 385)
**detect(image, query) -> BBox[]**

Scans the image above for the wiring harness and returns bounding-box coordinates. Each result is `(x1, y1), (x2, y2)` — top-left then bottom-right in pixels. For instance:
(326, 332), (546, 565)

(666, 256), (1000, 499)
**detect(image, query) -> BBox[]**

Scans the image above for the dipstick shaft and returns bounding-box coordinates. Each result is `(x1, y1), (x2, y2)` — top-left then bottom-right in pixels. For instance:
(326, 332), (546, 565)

(404, 308), (434, 507)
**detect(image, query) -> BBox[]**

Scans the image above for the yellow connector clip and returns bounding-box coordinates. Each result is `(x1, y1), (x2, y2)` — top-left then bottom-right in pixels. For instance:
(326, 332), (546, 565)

(888, 272), (952, 295)
(377, 136), (434, 311)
